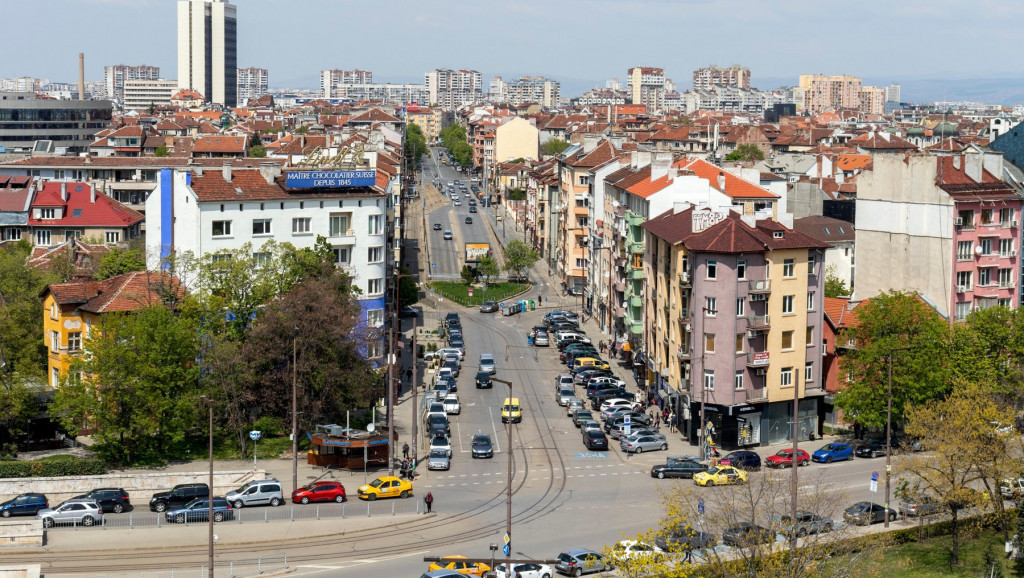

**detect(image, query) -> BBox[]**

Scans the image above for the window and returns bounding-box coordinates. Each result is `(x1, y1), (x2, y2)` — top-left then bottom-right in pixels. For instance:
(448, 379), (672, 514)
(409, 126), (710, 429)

(212, 220), (232, 237)
(368, 214), (383, 235)
(806, 326), (814, 345)
(50, 302), (58, 320)
(957, 210), (974, 228)
(981, 209), (994, 225)
(979, 267), (992, 286)
(68, 332), (81, 352)
(808, 254), (816, 275)
(980, 238), (993, 255)
(368, 246), (383, 263)
(956, 271), (972, 290)
(999, 298), (1013, 307)
(736, 298), (745, 317)
(252, 219), (271, 235)
(366, 341), (383, 359)
(781, 367), (793, 387)
(105, 231), (120, 244)
(999, 268), (1014, 287)
(1000, 238), (1014, 257)
(367, 278), (383, 295)
(781, 330), (794, 350)
(329, 213), (351, 236)
(783, 259), (795, 277)
(957, 241), (973, 260)
(52, 367), (60, 388)
(704, 297), (717, 316)
(35, 230), (51, 246)
(292, 217), (311, 234)
(782, 295), (794, 314)
(50, 330), (59, 353)
(955, 301), (972, 321)
(807, 291), (815, 311)
(332, 247), (350, 265)
(704, 333), (715, 354)
(706, 260), (717, 279)
(703, 369), (715, 390)
(735, 370), (744, 390)
(736, 334), (744, 353)
(805, 362), (814, 382)
(40, 208), (55, 219)
(736, 259), (746, 280)
(253, 252), (271, 267)
(1000, 208), (1014, 225)
(1, 227), (21, 241)
(367, 309), (384, 327)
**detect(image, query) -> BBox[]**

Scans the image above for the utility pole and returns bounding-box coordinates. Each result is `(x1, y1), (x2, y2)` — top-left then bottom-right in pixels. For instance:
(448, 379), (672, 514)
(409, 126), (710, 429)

(491, 377), (514, 569)
(291, 333), (298, 498)
(885, 346), (911, 528)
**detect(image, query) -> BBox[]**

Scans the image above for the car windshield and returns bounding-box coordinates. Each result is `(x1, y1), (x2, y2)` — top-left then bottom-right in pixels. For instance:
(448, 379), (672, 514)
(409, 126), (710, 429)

(821, 444), (838, 451)
(473, 436), (490, 446)
(369, 478), (385, 489)
(503, 404), (520, 411)
(430, 450), (447, 458)
(234, 483), (252, 492)
(706, 467), (725, 475)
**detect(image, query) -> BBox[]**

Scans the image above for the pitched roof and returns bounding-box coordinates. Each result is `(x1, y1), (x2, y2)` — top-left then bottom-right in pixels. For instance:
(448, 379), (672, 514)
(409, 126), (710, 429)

(641, 205), (695, 244)
(684, 211), (831, 254)
(188, 168), (386, 201)
(44, 271), (184, 313)
(27, 182), (144, 228)
(627, 173), (672, 199)
(194, 136), (246, 154)
(835, 154), (872, 172)
(792, 215), (855, 243)
(824, 297), (855, 329)
(675, 158), (778, 200)
(349, 108), (401, 123)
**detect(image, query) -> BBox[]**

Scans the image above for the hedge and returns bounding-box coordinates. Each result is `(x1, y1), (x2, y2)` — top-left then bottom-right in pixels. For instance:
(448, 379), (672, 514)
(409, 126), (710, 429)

(0, 455), (107, 478)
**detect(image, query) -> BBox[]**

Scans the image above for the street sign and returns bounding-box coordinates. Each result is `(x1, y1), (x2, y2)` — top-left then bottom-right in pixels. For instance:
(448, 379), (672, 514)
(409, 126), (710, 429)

(503, 533), (510, 545)
(249, 431), (262, 441)
(468, 287), (473, 297)
(502, 544), (510, 556)
(871, 471), (879, 482)
(870, 480), (878, 493)
(431, 263), (436, 268)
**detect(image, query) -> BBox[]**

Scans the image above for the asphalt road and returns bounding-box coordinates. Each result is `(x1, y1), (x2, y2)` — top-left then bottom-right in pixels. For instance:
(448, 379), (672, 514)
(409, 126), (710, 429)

(424, 147), (492, 279)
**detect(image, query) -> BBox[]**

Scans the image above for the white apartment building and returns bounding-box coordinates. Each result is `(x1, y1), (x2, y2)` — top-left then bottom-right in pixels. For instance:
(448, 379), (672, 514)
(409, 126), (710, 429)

(425, 69), (482, 110)
(489, 76), (508, 101)
(237, 67), (268, 104)
(692, 65), (751, 91)
(104, 65), (160, 104)
(627, 67), (665, 111)
(320, 69), (374, 98)
(506, 76), (560, 109)
(123, 79), (179, 110)
(325, 83), (428, 105)
(177, 0), (237, 107)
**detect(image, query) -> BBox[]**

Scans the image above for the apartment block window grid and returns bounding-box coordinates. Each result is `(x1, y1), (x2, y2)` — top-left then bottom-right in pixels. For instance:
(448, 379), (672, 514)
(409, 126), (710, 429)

(706, 260), (717, 279)
(368, 246), (384, 264)
(735, 370), (744, 390)
(736, 298), (745, 317)
(252, 219), (271, 235)
(212, 220), (232, 237)
(703, 369), (715, 390)
(957, 241), (973, 260)
(329, 214), (351, 236)
(368, 214), (383, 235)
(332, 247), (350, 265)
(805, 362), (813, 382)
(367, 309), (384, 327)
(705, 297), (717, 316)
(1000, 238), (1014, 257)
(367, 278), (383, 295)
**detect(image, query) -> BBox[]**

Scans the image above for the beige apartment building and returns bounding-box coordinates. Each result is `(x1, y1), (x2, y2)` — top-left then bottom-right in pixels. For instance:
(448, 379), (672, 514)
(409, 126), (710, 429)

(796, 74), (862, 114)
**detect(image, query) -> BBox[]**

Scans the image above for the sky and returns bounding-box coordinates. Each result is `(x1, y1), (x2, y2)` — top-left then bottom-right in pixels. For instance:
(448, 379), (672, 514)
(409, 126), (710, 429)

(7, 0), (1024, 102)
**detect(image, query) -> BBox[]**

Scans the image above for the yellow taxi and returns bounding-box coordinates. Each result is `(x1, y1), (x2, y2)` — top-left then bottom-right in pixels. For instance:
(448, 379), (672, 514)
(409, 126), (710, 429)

(427, 555), (491, 575)
(501, 397), (522, 424)
(572, 357), (611, 371)
(357, 475), (413, 500)
(693, 465), (748, 487)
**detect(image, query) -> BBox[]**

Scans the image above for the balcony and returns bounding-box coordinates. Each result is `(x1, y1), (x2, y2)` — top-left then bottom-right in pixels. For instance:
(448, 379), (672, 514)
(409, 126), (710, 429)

(746, 315), (771, 329)
(679, 310), (692, 324)
(678, 271), (692, 287)
(676, 345), (693, 360)
(629, 241), (644, 254)
(748, 279), (771, 293)
(746, 351), (770, 367)
(629, 268), (645, 280)
(973, 283), (1001, 297)
(1002, 220), (1019, 229)
(630, 295), (644, 308)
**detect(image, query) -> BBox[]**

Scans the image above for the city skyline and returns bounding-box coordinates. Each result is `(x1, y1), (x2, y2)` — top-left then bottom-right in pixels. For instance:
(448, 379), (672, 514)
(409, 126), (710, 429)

(4, 0), (1024, 104)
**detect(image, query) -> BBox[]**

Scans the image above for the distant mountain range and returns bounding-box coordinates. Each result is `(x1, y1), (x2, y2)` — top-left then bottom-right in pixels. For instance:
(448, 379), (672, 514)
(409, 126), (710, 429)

(272, 73), (1024, 108)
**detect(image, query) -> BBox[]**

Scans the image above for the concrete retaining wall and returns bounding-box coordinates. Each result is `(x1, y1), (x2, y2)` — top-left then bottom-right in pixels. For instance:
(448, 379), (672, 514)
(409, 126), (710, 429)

(0, 469), (265, 505)
(0, 564), (41, 578)
(0, 520), (43, 548)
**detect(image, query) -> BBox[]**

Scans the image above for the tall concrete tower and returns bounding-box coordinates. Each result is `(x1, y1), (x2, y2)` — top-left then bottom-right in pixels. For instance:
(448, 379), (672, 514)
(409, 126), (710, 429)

(177, 0), (237, 107)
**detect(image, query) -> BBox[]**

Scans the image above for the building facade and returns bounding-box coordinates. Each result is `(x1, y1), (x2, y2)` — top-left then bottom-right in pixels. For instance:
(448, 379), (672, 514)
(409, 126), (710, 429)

(627, 67), (665, 112)
(505, 76), (560, 109)
(320, 69), (373, 97)
(0, 92), (112, 154)
(236, 67), (268, 104)
(796, 74), (862, 114)
(692, 65), (751, 91)
(104, 65), (160, 104)
(425, 69), (482, 111)
(177, 0), (238, 107)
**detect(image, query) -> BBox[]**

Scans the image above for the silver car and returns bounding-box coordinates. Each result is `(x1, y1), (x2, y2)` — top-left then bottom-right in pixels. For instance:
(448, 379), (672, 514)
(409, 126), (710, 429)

(479, 353), (496, 375)
(534, 331), (550, 346)
(557, 386), (577, 406)
(36, 499), (103, 528)
(427, 448), (451, 471)
(430, 434), (452, 458)
(566, 398), (585, 417)
(621, 432), (669, 453)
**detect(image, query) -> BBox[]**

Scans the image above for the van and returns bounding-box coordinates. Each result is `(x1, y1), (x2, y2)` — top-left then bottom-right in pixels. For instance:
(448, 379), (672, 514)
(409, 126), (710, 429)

(225, 478), (284, 508)
(501, 397), (522, 424)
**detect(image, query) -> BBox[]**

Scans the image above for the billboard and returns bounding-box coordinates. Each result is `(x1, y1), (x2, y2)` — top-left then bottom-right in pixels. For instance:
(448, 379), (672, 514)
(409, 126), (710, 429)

(285, 169), (376, 189)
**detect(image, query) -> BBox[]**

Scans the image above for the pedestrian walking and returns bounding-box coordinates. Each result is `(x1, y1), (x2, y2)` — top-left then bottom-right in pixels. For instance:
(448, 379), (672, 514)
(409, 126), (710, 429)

(424, 491), (434, 513)
(402, 442), (410, 460)
(668, 411), (676, 433)
(653, 411), (661, 429)
(683, 547), (693, 563)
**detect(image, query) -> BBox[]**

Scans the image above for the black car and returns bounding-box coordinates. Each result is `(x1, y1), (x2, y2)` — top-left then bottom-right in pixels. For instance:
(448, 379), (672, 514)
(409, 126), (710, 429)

(398, 306), (419, 318)
(449, 336), (465, 350)
(444, 312), (460, 326)
(719, 450), (762, 471)
(427, 414), (450, 436)
(604, 413), (652, 432)
(472, 434), (493, 458)
(465, 217), (473, 224)
(855, 438), (899, 458)
(75, 488), (131, 513)
(475, 371), (492, 388)
(651, 460), (705, 479)
(433, 223), (442, 230)
(583, 429), (609, 450)
(469, 206), (477, 213)
(165, 498), (234, 523)
(722, 523), (776, 547)
(0, 493), (48, 517)
(442, 359), (460, 378)
(149, 483), (209, 513)
(588, 387), (630, 401)
(655, 526), (717, 552)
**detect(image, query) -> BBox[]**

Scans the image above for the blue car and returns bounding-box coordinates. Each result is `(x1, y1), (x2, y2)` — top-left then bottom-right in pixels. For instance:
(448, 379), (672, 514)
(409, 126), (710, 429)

(0, 493), (48, 517)
(812, 443), (853, 463)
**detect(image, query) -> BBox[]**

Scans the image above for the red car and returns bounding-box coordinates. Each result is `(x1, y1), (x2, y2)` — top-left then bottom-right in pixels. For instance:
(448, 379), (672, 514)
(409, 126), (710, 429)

(291, 481), (346, 504)
(765, 449), (810, 468)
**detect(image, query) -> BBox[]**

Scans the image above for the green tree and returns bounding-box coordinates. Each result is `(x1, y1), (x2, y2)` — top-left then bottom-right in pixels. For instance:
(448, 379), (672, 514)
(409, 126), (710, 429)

(502, 240), (539, 279)
(506, 187), (526, 201)
(398, 267), (418, 307)
(248, 132), (262, 150)
(0, 373), (39, 438)
(834, 291), (951, 429)
(294, 125), (309, 134)
(725, 143), (766, 161)
(404, 122), (428, 162)
(476, 255), (500, 284)
(460, 264), (476, 286)
(541, 139), (570, 156)
(248, 144), (267, 158)
(0, 241), (59, 377)
(154, 146), (169, 157)
(50, 306), (201, 464)
(96, 245), (147, 280)
(823, 265), (850, 298)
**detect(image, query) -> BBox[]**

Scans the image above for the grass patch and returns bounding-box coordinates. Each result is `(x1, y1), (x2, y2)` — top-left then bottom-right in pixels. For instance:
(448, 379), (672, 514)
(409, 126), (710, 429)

(428, 281), (531, 307)
(876, 528), (1015, 576)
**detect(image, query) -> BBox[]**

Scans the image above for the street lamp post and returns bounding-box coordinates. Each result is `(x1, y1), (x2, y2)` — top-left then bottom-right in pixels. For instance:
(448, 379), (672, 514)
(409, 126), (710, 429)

(199, 396), (215, 577)
(885, 346), (911, 528)
(491, 377), (514, 569)
(291, 333), (298, 500)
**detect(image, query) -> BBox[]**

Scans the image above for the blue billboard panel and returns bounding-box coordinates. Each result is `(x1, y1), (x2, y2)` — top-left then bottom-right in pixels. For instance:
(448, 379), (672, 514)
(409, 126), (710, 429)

(285, 170), (376, 189)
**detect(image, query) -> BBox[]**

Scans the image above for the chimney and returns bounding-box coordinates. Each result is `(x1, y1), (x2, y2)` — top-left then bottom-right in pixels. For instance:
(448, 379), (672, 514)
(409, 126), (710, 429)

(60, 182), (68, 201)
(259, 161), (282, 185)
(983, 151), (1004, 181)
(90, 183), (96, 204)
(222, 161), (233, 183)
(651, 151), (672, 180)
(717, 172), (726, 191)
(78, 53), (85, 100)
(965, 153), (984, 183)
(952, 155), (960, 170)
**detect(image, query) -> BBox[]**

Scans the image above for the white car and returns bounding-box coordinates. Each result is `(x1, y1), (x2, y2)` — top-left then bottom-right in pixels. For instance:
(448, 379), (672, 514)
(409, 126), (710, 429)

(437, 347), (464, 361)
(609, 539), (664, 562)
(495, 562), (554, 578)
(430, 434), (452, 458)
(589, 376), (626, 389)
(443, 394), (462, 415)
(427, 402), (447, 419)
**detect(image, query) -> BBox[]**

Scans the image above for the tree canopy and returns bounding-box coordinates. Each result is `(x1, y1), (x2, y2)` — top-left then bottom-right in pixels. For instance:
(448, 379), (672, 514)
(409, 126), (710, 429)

(541, 139), (570, 156)
(503, 240), (539, 278)
(96, 244), (147, 280)
(405, 122), (428, 162)
(725, 143), (766, 161)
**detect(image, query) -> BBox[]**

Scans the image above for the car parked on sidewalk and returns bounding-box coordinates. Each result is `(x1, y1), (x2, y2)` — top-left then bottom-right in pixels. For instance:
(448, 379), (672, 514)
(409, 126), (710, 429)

(494, 562), (554, 578)
(764, 449), (810, 468)
(225, 479), (283, 509)
(722, 523), (776, 547)
(812, 443), (854, 463)
(291, 481), (346, 504)
(899, 495), (942, 517)
(0, 493), (48, 517)
(149, 483), (209, 512)
(566, 398), (585, 417)
(609, 540), (664, 563)
(534, 331), (550, 347)
(73, 488), (131, 513)
(554, 549), (611, 576)
(557, 386), (577, 406)
(771, 512), (833, 537)
(844, 501), (896, 525)
(654, 525), (716, 552)
(36, 499), (103, 528)
(621, 432), (668, 453)
(165, 498), (234, 523)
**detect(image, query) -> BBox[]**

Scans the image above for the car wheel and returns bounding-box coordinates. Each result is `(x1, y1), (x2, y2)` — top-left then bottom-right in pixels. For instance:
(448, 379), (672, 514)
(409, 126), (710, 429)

(889, 513), (896, 522)
(800, 460), (808, 467)
(234, 500), (244, 509)
(82, 516), (95, 527)
(636, 447), (643, 453)
(542, 574), (551, 578)
(573, 569), (583, 577)
(155, 502), (167, 512)
(660, 443), (668, 451)
(823, 524), (833, 532)
(176, 514), (185, 523)
(658, 472), (666, 479)
(873, 451), (880, 458)
(825, 456), (832, 464)
(797, 528), (807, 537)
(110, 503), (124, 514)
(301, 496), (310, 504)
(213, 511), (225, 522)
(400, 490), (410, 499)
(42, 518), (54, 528)
(270, 497), (282, 507)
(334, 495), (345, 503)
(1, 510), (10, 518)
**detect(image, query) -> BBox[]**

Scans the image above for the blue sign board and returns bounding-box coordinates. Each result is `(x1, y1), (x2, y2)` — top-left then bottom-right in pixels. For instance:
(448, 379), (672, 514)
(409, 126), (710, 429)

(285, 169), (377, 189)
(698, 497), (705, 513)
(502, 544), (510, 556)
(871, 471), (879, 482)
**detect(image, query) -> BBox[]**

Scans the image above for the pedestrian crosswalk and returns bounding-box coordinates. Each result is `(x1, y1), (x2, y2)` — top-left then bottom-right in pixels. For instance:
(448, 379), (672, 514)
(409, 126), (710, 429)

(420, 463), (647, 488)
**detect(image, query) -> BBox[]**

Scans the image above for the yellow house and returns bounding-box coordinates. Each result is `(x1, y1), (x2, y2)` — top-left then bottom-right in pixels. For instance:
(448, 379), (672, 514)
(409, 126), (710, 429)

(40, 271), (182, 388)
(406, 106), (444, 143)
(493, 117), (539, 165)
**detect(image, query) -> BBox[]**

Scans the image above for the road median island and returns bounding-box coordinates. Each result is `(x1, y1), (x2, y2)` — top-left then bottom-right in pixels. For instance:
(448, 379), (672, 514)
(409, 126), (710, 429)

(426, 281), (531, 308)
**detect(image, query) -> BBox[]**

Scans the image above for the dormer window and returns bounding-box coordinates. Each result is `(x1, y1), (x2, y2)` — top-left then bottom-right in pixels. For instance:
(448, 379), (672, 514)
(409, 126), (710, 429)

(40, 208), (55, 219)
(773, 231), (784, 239)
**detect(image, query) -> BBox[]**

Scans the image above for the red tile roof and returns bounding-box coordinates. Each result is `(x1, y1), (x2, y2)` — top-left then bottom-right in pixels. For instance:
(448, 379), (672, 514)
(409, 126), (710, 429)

(44, 271), (184, 313)
(684, 211), (831, 254)
(188, 168), (386, 201)
(674, 158), (778, 200)
(27, 182), (144, 228)
(627, 173), (672, 199)
(194, 136), (246, 154)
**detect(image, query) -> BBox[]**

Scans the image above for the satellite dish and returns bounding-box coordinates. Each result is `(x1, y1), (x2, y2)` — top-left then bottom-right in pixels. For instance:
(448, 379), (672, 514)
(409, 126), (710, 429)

(975, 245), (983, 255)
(366, 423), (376, 433)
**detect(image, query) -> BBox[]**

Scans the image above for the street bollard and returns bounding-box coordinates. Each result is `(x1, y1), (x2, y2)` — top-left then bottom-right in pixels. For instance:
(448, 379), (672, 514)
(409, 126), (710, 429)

(229, 561), (233, 575)
(284, 554), (288, 569)
(392, 501), (395, 516)
(342, 503), (346, 519)
(258, 557), (262, 574)
(265, 509), (268, 523)
(290, 507), (294, 522)
(129, 514), (133, 529)
(316, 506), (320, 520)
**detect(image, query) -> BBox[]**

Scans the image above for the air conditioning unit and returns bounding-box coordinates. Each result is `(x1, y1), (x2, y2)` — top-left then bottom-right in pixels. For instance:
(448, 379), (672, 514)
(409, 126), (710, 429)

(684, 323), (691, 331)
(1013, 220), (1019, 228)
(747, 330), (758, 338)
(956, 285), (967, 293)
(750, 294), (766, 302)
(1012, 250), (1018, 257)
(955, 217), (964, 226)
(755, 368), (768, 376)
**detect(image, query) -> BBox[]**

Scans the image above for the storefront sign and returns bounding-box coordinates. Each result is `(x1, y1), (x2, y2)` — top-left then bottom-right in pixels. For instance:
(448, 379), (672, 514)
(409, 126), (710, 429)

(285, 169), (377, 189)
